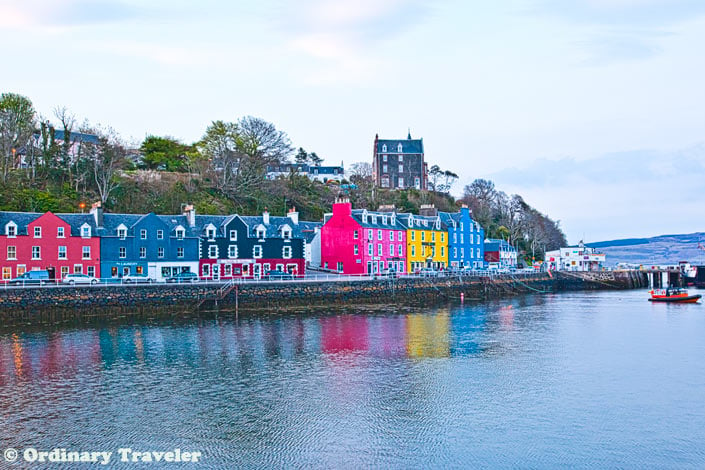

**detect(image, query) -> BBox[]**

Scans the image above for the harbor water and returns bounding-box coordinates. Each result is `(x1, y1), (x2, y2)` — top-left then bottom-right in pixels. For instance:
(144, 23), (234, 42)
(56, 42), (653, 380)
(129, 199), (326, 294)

(0, 290), (704, 468)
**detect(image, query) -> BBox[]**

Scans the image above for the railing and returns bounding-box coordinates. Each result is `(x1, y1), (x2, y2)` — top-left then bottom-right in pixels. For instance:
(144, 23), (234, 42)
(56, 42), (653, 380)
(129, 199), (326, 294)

(0, 269), (548, 290)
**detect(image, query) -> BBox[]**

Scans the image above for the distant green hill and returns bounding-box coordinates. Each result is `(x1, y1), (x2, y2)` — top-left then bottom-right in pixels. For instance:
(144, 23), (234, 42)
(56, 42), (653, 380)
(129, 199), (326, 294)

(588, 232), (705, 265)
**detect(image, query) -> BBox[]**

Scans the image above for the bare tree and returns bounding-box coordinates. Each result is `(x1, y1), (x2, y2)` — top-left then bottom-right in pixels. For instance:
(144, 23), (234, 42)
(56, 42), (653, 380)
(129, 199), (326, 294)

(85, 126), (127, 205)
(0, 93), (36, 183)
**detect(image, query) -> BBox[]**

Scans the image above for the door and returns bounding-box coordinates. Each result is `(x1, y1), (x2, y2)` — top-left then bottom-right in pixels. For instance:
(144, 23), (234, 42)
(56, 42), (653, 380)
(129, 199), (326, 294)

(253, 263), (261, 279)
(213, 263), (220, 281)
(148, 263), (158, 281)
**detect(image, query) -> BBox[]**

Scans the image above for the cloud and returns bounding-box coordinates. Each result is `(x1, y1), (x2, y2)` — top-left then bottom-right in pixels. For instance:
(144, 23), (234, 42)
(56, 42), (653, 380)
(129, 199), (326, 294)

(0, 0), (139, 30)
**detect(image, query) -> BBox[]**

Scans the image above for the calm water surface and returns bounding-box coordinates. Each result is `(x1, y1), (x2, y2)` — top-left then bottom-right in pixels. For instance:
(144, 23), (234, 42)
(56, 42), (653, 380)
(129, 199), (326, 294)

(1, 290), (704, 468)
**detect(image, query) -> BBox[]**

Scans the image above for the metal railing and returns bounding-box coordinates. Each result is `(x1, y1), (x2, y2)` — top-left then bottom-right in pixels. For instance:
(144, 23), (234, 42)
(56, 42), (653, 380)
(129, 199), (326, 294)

(0, 269), (548, 290)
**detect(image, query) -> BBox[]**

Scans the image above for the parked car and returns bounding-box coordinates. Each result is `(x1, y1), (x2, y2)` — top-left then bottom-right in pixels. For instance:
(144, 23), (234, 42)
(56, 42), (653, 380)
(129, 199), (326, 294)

(8, 270), (51, 285)
(122, 274), (156, 284)
(416, 268), (441, 277)
(380, 268), (398, 278)
(62, 273), (99, 285)
(265, 269), (294, 280)
(165, 271), (200, 283)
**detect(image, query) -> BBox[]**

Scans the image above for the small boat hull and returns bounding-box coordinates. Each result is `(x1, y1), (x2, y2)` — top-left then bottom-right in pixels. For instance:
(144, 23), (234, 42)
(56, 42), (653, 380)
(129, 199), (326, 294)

(648, 294), (702, 303)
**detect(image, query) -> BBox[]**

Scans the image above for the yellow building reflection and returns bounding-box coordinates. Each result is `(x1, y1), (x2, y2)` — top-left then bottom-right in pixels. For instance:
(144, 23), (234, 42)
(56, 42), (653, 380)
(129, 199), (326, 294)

(406, 311), (450, 358)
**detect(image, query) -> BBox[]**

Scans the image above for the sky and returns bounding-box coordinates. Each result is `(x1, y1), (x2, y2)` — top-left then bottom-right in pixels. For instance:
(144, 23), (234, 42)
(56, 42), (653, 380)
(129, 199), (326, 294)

(1, 0), (704, 243)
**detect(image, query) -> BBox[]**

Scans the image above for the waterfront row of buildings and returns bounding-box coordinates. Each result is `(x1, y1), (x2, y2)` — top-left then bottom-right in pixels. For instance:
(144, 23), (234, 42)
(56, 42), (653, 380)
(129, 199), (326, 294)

(0, 200), (522, 282)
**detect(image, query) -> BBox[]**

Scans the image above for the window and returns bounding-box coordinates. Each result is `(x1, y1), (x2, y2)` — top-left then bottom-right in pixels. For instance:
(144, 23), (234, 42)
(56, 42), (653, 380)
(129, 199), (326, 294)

(398, 245), (403, 256)
(87, 266), (95, 277)
(453, 233), (457, 243)
(399, 155), (403, 162)
(398, 177), (404, 188)
(381, 176), (389, 188)
(7, 246), (16, 260)
(177, 247), (184, 258)
(158, 247), (164, 258)
(140, 229), (147, 239)
(256, 227), (266, 239)
(377, 230), (382, 240)
(441, 233), (445, 242)
(283, 246), (292, 259)
(62, 266), (70, 278)
(398, 231), (403, 241)
(2, 267), (10, 280)
(82, 246), (91, 259)
(382, 216), (387, 225)
(377, 244), (382, 256)
(282, 228), (292, 239)
(469, 234), (473, 244)
(453, 247), (457, 258)
(367, 230), (372, 240)
(229, 230), (237, 241)
(176, 228), (185, 240)
(368, 244), (373, 256)
(389, 245), (394, 256)
(34, 227), (41, 238)
(337, 262), (343, 272)
(382, 145), (387, 154)
(119, 247), (126, 258)
(411, 231), (415, 241)
(253, 245), (263, 258)
(371, 215), (377, 224)
(461, 234), (464, 244)
(441, 247), (445, 257)
(223, 264), (232, 276)
(207, 228), (216, 239)
(421, 232), (425, 241)
(353, 230), (359, 240)
(6, 223), (16, 237)
(74, 264), (82, 274)
(477, 248), (481, 258)
(354, 245), (359, 255)
(397, 143), (402, 152)
(228, 245), (237, 258)
(432, 232), (436, 242)
(157, 230), (164, 240)
(208, 246), (218, 258)
(411, 245), (416, 257)
(389, 231), (394, 241)
(202, 264), (210, 276)
(415, 177), (421, 189)
(57, 227), (65, 238)
(399, 164), (404, 173)
(382, 164), (388, 173)
(32, 246), (40, 259)
(81, 226), (91, 238)
(140, 247), (147, 258)
(118, 228), (127, 239)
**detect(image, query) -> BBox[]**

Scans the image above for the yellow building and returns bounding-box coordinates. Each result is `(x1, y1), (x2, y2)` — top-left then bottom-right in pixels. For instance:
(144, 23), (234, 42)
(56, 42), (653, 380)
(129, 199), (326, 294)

(399, 213), (448, 272)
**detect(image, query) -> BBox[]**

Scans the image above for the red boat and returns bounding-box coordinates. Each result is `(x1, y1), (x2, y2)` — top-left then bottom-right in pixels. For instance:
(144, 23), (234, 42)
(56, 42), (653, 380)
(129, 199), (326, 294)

(648, 288), (702, 303)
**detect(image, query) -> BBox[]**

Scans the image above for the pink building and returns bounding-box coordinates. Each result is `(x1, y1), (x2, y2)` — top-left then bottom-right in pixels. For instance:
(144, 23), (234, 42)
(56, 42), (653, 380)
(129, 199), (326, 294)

(320, 198), (406, 275)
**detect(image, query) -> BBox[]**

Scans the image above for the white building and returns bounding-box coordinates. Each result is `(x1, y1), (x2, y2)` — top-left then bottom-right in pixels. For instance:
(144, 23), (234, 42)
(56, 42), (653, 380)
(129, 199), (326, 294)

(544, 242), (606, 271)
(266, 163), (344, 183)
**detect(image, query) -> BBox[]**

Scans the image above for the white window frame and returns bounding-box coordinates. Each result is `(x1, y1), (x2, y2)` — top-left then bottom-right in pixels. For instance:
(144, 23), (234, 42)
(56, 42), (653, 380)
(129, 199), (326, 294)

(82, 246), (91, 260)
(119, 247), (126, 259)
(253, 245), (263, 258)
(34, 226), (42, 238)
(140, 247), (147, 258)
(208, 246), (218, 259)
(283, 246), (292, 259)
(7, 245), (17, 260)
(57, 226), (65, 238)
(6, 222), (17, 237)
(32, 246), (41, 259)
(228, 245), (237, 258)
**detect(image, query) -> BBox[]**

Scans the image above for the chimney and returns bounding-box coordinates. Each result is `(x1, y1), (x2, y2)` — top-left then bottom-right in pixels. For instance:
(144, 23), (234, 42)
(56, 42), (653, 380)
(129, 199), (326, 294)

(377, 204), (396, 213)
(287, 206), (299, 225)
(419, 204), (437, 217)
(182, 204), (196, 228)
(90, 201), (103, 228)
(333, 196), (352, 216)
(263, 208), (270, 225)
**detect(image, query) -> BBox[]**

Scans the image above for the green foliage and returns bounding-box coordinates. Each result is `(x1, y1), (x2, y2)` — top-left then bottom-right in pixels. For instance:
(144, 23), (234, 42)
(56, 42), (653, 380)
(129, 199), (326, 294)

(140, 135), (192, 172)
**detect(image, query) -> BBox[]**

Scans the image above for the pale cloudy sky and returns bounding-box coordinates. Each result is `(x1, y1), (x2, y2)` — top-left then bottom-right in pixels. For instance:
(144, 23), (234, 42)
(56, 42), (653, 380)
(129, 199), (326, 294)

(1, 0), (704, 243)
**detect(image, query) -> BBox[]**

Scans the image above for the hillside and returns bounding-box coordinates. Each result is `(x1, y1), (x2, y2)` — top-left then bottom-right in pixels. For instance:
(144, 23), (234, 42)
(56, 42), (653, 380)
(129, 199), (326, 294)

(589, 232), (705, 266)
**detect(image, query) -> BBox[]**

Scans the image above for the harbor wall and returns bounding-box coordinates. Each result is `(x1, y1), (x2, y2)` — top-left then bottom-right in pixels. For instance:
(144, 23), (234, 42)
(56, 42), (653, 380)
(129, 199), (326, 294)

(0, 270), (648, 325)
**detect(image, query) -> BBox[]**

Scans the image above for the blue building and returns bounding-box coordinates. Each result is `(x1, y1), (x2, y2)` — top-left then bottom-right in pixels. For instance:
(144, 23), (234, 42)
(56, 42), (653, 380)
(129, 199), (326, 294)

(439, 205), (485, 269)
(484, 239), (518, 268)
(91, 203), (201, 281)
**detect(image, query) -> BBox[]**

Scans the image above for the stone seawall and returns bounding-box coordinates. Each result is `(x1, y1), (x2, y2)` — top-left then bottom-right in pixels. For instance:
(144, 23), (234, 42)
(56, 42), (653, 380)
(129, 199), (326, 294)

(0, 270), (648, 325)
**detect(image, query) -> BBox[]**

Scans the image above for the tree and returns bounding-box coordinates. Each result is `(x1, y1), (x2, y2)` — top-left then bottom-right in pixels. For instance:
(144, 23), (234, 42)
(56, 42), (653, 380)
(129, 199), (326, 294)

(236, 115), (292, 165)
(295, 147), (309, 164)
(309, 152), (322, 166)
(198, 120), (240, 193)
(140, 135), (192, 171)
(84, 127), (128, 205)
(0, 93), (36, 183)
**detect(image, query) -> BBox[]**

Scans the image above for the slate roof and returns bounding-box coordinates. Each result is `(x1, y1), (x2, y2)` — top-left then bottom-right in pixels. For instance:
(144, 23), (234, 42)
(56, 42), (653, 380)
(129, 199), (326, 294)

(376, 137), (424, 154)
(438, 212), (461, 229)
(396, 213), (444, 230)
(350, 209), (404, 230)
(485, 239), (516, 252)
(0, 211), (98, 236)
(298, 221), (323, 243)
(100, 213), (201, 237)
(239, 215), (306, 239)
(52, 130), (100, 144)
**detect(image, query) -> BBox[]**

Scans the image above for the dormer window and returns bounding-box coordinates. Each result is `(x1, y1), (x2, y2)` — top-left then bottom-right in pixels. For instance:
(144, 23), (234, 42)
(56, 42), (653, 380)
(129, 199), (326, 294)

(176, 228), (185, 240)
(282, 227), (292, 239)
(382, 216), (387, 225)
(382, 144), (387, 152)
(6, 222), (17, 237)
(57, 227), (65, 238)
(371, 215), (377, 224)
(207, 229), (215, 239)
(362, 211), (368, 224)
(256, 226), (266, 239)
(397, 143), (402, 152)
(117, 224), (127, 239)
(81, 225), (91, 238)
(34, 226), (42, 238)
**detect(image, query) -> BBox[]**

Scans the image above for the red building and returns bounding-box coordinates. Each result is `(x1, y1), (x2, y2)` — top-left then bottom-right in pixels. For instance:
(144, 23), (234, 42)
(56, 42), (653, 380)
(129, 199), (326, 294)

(320, 198), (407, 275)
(0, 211), (101, 281)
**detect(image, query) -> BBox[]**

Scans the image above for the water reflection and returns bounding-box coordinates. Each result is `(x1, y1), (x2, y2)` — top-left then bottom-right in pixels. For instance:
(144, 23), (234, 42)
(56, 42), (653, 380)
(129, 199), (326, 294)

(1, 293), (703, 468)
